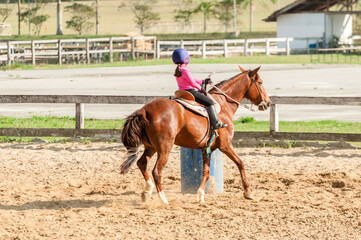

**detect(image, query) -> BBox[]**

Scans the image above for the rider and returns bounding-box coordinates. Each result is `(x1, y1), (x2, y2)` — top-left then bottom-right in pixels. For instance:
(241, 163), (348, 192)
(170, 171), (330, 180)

(172, 48), (227, 130)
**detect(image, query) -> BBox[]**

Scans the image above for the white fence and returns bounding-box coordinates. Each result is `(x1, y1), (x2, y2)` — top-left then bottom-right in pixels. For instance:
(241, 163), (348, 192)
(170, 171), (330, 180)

(156, 38), (293, 59)
(2, 36), (157, 65)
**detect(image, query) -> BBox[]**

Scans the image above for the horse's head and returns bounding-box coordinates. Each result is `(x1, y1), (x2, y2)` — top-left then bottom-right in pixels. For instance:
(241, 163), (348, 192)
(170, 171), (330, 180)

(239, 66), (271, 111)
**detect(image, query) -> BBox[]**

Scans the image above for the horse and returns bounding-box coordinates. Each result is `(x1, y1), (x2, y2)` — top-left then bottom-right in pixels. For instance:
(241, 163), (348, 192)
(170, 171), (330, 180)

(120, 66), (271, 205)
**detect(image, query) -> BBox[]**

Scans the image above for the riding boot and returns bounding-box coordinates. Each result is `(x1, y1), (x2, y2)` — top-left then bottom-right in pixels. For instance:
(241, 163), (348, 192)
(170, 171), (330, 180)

(206, 105), (228, 130)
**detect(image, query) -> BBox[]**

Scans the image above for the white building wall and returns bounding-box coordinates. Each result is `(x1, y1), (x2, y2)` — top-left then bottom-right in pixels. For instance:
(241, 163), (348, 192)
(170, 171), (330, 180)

(326, 14), (353, 45)
(277, 13), (324, 49)
(277, 13), (353, 50)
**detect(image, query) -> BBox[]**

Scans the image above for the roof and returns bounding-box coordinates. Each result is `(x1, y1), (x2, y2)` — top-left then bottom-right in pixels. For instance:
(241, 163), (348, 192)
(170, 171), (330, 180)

(264, 0), (344, 22)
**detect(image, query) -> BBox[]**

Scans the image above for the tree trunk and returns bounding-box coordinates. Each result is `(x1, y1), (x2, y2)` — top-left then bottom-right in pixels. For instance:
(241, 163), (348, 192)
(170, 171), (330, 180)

(203, 12), (206, 33)
(17, 0), (21, 35)
(95, 0), (99, 35)
(56, 0), (63, 35)
(249, 0), (253, 32)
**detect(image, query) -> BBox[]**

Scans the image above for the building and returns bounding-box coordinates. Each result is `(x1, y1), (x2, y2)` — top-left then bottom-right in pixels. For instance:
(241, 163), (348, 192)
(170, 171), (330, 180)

(264, 0), (360, 50)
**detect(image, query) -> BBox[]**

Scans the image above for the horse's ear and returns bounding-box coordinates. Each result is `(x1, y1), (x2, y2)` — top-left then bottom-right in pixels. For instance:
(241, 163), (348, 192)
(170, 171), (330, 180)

(238, 65), (247, 72)
(249, 66), (261, 78)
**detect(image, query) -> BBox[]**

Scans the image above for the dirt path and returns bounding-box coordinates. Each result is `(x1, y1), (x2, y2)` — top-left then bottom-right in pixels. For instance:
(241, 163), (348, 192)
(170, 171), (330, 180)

(0, 143), (360, 239)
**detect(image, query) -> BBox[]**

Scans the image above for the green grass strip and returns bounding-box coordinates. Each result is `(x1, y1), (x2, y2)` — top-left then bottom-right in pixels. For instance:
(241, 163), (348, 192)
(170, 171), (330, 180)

(1, 116), (360, 134)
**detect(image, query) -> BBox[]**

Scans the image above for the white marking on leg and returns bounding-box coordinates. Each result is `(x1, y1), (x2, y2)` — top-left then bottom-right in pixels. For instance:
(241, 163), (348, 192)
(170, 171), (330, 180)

(141, 179), (155, 202)
(197, 188), (205, 203)
(145, 179), (155, 196)
(158, 190), (169, 205)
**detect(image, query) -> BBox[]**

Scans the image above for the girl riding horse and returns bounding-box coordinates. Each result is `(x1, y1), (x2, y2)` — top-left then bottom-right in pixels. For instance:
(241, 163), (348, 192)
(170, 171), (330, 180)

(172, 48), (227, 130)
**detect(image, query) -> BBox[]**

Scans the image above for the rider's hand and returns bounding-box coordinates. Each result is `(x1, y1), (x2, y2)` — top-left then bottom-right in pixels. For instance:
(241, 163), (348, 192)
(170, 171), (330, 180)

(203, 78), (212, 85)
(201, 84), (207, 94)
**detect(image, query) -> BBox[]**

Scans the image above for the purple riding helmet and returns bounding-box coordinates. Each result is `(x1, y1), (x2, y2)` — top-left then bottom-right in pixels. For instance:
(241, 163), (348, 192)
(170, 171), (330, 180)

(172, 48), (190, 64)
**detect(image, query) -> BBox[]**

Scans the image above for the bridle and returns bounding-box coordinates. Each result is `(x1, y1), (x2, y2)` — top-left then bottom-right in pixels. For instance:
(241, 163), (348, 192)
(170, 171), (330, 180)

(209, 70), (265, 112)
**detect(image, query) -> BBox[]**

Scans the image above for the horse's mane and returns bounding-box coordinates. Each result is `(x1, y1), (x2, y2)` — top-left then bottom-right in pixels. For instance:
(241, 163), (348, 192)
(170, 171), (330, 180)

(209, 72), (244, 94)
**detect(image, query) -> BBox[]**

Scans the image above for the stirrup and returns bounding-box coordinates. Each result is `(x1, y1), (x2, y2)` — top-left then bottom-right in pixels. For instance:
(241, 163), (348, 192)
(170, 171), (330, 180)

(213, 121), (228, 130)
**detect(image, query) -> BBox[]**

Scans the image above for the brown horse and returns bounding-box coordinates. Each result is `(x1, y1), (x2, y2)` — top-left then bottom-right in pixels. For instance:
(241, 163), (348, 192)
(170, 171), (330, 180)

(120, 66), (271, 204)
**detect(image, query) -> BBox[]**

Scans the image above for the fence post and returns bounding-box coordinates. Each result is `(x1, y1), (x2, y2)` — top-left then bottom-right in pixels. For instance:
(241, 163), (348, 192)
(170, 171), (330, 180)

(131, 37), (135, 60)
(202, 41), (206, 59)
(224, 40), (228, 58)
(244, 39), (248, 56)
(75, 103), (84, 130)
(306, 38), (310, 54)
(109, 37), (113, 63)
(265, 38), (270, 56)
(270, 104), (279, 133)
(58, 39), (62, 65)
(86, 38), (90, 64)
(7, 40), (11, 66)
(180, 39), (184, 49)
(286, 38), (291, 56)
(153, 36), (157, 59)
(31, 40), (35, 65)
(156, 40), (160, 59)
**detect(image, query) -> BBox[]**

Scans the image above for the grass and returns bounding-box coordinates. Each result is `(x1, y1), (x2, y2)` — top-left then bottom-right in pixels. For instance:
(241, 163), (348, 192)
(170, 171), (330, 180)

(2, 0), (290, 36)
(234, 117), (361, 133)
(0, 116), (123, 129)
(0, 116), (360, 143)
(0, 32), (277, 41)
(0, 54), (333, 71)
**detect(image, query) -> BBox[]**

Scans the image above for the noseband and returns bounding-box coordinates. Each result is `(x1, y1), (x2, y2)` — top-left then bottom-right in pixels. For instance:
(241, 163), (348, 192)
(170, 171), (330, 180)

(210, 70), (265, 112)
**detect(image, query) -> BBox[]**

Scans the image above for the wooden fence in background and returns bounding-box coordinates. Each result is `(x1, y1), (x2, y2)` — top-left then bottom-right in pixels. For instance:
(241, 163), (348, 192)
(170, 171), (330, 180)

(2, 36), (157, 65)
(157, 38), (294, 58)
(2, 36), (342, 65)
(0, 95), (360, 142)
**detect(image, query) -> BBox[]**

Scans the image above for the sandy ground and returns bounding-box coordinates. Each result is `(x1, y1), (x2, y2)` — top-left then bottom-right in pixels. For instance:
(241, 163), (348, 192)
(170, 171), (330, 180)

(0, 142), (360, 240)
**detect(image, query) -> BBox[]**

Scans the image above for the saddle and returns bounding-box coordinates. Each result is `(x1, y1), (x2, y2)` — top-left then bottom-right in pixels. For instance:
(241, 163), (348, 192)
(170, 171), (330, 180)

(173, 90), (221, 158)
(173, 90), (221, 117)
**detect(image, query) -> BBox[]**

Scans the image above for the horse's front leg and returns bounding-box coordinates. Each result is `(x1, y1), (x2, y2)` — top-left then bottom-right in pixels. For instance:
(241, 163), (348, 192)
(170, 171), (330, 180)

(221, 144), (253, 199)
(197, 151), (211, 203)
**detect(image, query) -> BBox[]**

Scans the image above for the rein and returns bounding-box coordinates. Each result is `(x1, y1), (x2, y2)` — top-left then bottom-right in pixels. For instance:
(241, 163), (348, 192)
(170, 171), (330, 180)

(209, 71), (263, 112)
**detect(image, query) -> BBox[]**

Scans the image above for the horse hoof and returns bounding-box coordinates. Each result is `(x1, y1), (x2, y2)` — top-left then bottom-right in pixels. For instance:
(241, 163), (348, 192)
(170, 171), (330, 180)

(244, 193), (254, 200)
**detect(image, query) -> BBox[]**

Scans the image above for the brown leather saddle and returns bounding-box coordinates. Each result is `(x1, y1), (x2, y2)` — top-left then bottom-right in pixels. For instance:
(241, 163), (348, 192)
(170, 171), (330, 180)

(173, 90), (221, 117)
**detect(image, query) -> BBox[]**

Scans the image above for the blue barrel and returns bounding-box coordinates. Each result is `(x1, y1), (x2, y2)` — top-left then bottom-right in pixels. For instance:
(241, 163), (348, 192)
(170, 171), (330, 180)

(180, 148), (223, 194)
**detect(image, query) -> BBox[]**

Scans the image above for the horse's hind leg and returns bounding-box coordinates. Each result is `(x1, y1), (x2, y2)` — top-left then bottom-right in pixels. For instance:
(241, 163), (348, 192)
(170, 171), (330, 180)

(152, 146), (172, 205)
(137, 147), (156, 201)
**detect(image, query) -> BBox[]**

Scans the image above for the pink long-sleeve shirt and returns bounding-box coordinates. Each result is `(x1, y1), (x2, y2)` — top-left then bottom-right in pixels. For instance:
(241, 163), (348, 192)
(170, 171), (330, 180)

(175, 65), (202, 91)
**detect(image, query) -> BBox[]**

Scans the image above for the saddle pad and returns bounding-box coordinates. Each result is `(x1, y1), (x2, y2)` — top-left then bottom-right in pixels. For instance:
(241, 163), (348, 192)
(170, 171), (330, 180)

(173, 93), (221, 117)
(174, 98), (208, 117)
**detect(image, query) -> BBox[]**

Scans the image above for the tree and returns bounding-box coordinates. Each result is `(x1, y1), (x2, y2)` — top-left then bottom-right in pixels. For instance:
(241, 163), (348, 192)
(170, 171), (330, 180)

(0, 0), (14, 23)
(94, 0), (99, 35)
(20, 3), (50, 35)
(173, 0), (195, 27)
(214, 0), (243, 33)
(56, 0), (63, 35)
(17, 0), (21, 35)
(242, 0), (276, 32)
(194, 0), (215, 33)
(119, 0), (160, 34)
(65, 3), (95, 35)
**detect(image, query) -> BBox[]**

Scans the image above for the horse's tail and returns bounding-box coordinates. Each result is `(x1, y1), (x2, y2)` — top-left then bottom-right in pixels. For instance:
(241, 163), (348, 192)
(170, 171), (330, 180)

(120, 108), (149, 175)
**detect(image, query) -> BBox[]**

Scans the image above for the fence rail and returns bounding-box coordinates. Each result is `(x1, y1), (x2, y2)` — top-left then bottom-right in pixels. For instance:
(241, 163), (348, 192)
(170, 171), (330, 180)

(0, 95), (360, 142)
